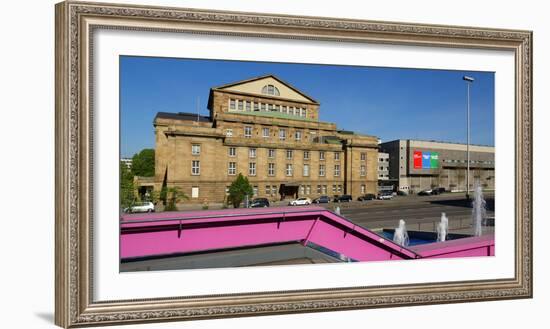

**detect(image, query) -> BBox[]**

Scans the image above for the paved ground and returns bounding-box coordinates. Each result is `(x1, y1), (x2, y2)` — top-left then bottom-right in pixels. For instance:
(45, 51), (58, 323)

(323, 193), (495, 235)
(167, 192), (495, 235)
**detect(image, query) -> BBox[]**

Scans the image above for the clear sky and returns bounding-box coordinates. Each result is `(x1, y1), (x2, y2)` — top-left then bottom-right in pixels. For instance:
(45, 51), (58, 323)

(120, 56), (494, 158)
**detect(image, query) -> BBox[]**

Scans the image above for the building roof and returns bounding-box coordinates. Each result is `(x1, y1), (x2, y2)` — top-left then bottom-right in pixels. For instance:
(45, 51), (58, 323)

(381, 138), (495, 149)
(155, 112), (211, 123)
(210, 74), (319, 104)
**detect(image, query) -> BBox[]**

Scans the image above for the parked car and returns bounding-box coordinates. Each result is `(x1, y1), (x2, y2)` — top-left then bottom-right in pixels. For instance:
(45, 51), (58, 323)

(312, 195), (331, 204)
(357, 193), (376, 201)
(289, 197), (312, 206)
(124, 201), (155, 213)
(397, 190), (408, 196)
(377, 191), (393, 200)
(249, 198), (270, 208)
(435, 187), (446, 194)
(334, 194), (353, 202)
(418, 189), (433, 196)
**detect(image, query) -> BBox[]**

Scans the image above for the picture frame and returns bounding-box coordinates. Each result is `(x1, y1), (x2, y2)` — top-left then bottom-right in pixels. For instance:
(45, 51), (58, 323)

(55, 1), (533, 327)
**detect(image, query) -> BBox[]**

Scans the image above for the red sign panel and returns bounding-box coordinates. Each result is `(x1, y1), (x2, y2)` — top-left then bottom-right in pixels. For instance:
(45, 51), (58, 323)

(413, 151), (422, 169)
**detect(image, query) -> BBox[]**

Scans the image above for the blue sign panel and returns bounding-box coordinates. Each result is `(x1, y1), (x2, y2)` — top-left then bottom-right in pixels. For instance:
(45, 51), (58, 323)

(422, 151), (431, 169)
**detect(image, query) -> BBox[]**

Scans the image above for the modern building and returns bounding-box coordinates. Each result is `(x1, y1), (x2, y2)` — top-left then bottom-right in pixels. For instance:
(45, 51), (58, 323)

(377, 152), (394, 193)
(151, 75), (379, 203)
(378, 152), (390, 181)
(379, 139), (494, 194)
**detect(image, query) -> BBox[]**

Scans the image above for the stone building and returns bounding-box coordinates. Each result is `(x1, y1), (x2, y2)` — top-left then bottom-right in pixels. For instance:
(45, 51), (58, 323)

(379, 139), (495, 194)
(152, 75), (379, 203)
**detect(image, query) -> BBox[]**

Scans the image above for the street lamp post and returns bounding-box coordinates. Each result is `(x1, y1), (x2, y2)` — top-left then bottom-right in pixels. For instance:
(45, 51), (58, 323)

(463, 76), (475, 200)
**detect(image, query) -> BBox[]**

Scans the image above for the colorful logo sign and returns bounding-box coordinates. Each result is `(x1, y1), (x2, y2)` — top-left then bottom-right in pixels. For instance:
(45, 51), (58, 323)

(414, 150), (439, 169)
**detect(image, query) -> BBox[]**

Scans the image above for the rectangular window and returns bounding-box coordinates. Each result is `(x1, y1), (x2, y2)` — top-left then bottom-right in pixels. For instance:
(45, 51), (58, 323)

(317, 185), (321, 193)
(268, 104), (274, 111)
(228, 162), (236, 175)
(322, 185), (327, 194)
(268, 163), (275, 176)
(303, 151), (310, 160)
(274, 104), (280, 112)
(225, 129), (233, 137)
(260, 103), (267, 111)
(334, 164), (340, 177)
(332, 185), (336, 193)
(191, 187), (199, 198)
(306, 185), (311, 195)
(253, 186), (258, 197)
(334, 152), (340, 160)
(361, 185), (366, 194)
(279, 129), (286, 140)
(286, 164), (293, 176)
(262, 128), (270, 138)
(245, 101), (251, 112)
(249, 148), (257, 158)
(319, 151), (325, 160)
(361, 152), (366, 161)
(303, 164), (310, 177)
(301, 108), (307, 118)
(300, 185), (305, 195)
(265, 185), (271, 195)
(282, 106), (288, 114)
(286, 149), (293, 160)
(249, 163), (256, 176)
(237, 100), (244, 111)
(253, 102), (259, 111)
(191, 144), (200, 155)
(191, 160), (200, 175)
(295, 130), (302, 141)
(338, 185), (342, 193)
(225, 186), (230, 195)
(268, 149), (275, 158)
(271, 185), (277, 195)
(319, 164), (325, 177)
(360, 165), (366, 176)
(244, 126), (252, 138)
(229, 99), (236, 110)
(228, 147), (236, 157)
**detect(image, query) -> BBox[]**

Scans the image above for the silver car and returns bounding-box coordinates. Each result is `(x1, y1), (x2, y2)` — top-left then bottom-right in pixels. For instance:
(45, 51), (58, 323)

(125, 201), (155, 213)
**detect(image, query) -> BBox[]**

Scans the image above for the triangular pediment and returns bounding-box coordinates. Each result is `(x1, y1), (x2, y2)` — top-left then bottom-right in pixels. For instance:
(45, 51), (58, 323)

(212, 75), (318, 104)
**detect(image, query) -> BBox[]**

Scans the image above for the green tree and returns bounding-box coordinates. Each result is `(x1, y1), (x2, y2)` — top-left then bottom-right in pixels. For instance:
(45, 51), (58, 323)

(131, 149), (155, 177)
(164, 187), (189, 212)
(227, 173), (253, 208)
(120, 161), (136, 211)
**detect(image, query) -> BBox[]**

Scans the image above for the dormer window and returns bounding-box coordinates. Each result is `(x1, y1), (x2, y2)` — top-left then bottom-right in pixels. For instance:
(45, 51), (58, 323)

(262, 84), (280, 96)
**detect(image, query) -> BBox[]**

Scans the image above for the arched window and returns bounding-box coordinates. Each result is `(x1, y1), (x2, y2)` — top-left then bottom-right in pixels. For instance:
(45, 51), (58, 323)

(261, 84), (280, 96)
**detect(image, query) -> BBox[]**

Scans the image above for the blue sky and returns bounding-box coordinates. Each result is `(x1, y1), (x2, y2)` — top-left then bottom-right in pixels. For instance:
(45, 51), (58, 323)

(120, 56), (494, 158)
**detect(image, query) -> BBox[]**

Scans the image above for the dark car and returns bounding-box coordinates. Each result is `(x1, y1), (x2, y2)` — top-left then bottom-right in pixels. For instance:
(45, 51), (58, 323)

(312, 195), (331, 204)
(334, 194), (353, 202)
(397, 190), (408, 196)
(357, 193), (376, 201)
(249, 198), (270, 208)
(435, 187), (446, 194)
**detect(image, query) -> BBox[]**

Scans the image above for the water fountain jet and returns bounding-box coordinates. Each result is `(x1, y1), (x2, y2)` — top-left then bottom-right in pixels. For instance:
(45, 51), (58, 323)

(393, 219), (409, 247)
(472, 180), (486, 237)
(437, 212), (449, 242)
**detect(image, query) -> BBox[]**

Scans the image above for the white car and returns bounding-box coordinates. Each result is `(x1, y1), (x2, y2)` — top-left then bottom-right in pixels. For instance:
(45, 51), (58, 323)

(289, 197), (312, 206)
(125, 202), (155, 213)
(377, 193), (394, 200)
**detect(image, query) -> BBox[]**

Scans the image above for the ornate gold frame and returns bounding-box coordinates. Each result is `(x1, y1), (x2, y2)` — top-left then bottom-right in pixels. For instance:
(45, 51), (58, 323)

(55, 1), (533, 327)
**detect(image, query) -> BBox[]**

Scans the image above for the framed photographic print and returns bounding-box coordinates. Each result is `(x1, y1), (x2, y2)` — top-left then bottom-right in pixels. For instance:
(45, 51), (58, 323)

(55, 1), (533, 327)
